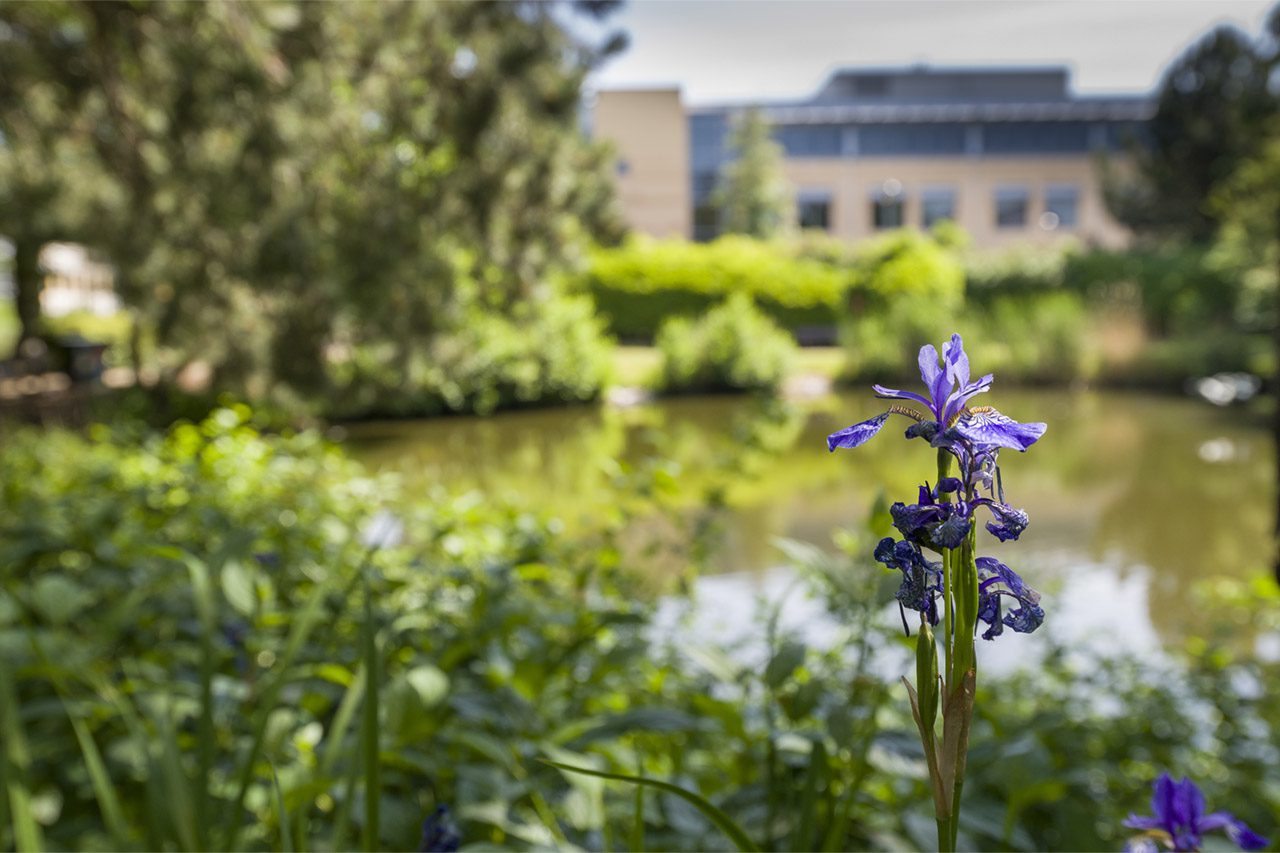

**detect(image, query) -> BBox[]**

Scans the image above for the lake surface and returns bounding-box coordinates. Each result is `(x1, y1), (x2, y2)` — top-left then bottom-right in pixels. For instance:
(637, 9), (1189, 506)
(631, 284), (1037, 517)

(344, 388), (1273, 662)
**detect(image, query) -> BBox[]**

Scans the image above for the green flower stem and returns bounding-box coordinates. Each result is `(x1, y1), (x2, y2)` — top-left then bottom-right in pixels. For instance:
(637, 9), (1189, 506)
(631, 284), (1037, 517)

(933, 449), (957, 852)
(947, 507), (981, 851)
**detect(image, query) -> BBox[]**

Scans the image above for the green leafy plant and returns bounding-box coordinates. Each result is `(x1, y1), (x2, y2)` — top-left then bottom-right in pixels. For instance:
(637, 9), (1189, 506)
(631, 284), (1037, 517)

(655, 294), (797, 394)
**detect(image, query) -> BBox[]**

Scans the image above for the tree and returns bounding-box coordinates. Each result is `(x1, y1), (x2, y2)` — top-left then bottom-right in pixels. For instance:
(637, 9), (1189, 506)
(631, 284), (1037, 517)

(712, 107), (791, 239)
(0, 1), (625, 412)
(0, 3), (112, 347)
(1105, 23), (1280, 243)
(1212, 126), (1280, 582)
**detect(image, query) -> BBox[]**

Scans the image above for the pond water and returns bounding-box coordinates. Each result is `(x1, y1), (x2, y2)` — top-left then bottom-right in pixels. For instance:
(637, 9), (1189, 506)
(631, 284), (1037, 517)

(344, 388), (1273, 663)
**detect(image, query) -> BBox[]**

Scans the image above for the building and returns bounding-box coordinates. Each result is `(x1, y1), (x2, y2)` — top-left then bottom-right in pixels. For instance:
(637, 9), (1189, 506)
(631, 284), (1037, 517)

(592, 66), (1154, 248)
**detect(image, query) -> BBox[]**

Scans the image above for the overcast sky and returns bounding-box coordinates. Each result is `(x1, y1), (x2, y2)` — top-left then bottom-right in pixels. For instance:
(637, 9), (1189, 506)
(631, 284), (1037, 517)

(583, 0), (1275, 104)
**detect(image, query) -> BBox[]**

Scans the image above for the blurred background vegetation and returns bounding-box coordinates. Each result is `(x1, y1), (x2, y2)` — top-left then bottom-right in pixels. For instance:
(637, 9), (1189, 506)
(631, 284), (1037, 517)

(2, 2), (1280, 851)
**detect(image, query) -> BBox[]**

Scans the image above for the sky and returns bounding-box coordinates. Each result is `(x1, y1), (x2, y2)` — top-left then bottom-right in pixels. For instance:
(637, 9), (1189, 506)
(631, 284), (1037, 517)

(582, 0), (1275, 105)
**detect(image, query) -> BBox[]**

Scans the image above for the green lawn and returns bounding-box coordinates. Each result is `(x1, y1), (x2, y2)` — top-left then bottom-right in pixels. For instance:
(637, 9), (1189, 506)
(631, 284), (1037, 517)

(794, 346), (845, 380)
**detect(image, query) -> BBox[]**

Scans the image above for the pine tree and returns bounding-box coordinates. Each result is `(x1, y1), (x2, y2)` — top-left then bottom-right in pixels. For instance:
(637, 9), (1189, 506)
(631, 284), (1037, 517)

(712, 107), (792, 239)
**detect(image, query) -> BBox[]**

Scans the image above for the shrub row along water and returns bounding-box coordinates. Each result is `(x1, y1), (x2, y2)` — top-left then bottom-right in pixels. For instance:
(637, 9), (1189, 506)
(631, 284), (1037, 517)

(580, 229), (1274, 390)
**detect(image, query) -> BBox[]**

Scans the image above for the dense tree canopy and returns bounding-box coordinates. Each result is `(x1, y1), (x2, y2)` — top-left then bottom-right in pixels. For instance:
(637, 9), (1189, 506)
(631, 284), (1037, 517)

(0, 1), (624, 412)
(1106, 20), (1280, 243)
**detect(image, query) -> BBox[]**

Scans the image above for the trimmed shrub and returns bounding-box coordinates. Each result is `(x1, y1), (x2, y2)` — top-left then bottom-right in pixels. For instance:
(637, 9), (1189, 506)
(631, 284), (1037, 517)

(656, 293), (796, 394)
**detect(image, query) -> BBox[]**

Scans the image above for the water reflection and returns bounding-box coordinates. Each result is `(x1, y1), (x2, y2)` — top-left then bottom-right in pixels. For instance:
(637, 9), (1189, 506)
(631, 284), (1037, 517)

(344, 389), (1273, 647)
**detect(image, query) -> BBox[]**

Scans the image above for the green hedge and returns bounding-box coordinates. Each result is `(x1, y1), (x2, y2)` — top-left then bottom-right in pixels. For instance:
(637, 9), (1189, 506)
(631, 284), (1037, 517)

(582, 231), (963, 340)
(584, 235), (849, 339)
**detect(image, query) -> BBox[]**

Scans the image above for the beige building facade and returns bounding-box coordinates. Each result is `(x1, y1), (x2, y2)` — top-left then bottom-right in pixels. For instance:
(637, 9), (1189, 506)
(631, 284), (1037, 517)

(591, 88), (690, 239)
(592, 67), (1152, 249)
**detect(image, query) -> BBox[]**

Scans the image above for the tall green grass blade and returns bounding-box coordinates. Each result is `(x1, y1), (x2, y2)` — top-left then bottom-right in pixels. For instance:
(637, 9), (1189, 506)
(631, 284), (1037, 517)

(631, 780), (643, 853)
(361, 572), (380, 851)
(271, 765), (294, 853)
(50, 688), (131, 844)
(26, 638), (130, 847)
(94, 675), (167, 849)
(184, 555), (217, 851)
(318, 663), (364, 781)
(543, 760), (759, 853)
(155, 697), (200, 852)
(0, 724), (10, 849)
(222, 575), (332, 851)
(792, 739), (826, 853)
(330, 751), (360, 851)
(0, 668), (43, 853)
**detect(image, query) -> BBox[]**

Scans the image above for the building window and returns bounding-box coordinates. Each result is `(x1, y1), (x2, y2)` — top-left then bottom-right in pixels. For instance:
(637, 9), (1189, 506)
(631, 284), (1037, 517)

(994, 186), (1029, 228)
(871, 179), (905, 229)
(776, 125), (842, 158)
(982, 121), (1090, 154)
(615, 159), (630, 177)
(921, 187), (957, 228)
(1044, 185), (1079, 228)
(693, 204), (720, 242)
(797, 191), (832, 231)
(859, 123), (967, 156)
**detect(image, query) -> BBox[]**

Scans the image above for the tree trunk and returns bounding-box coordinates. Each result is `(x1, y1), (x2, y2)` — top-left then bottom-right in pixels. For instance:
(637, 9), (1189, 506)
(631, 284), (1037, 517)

(12, 237), (43, 346)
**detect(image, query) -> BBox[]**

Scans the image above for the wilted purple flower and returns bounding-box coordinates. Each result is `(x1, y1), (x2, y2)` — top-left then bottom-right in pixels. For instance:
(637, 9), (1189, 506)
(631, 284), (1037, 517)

(975, 557), (1043, 640)
(1124, 774), (1268, 852)
(827, 334), (1045, 455)
(874, 537), (942, 626)
(890, 481), (973, 550)
(978, 500), (1029, 542)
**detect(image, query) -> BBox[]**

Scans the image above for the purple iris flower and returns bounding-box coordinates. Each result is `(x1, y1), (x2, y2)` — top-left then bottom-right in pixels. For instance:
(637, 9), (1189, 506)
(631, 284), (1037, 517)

(975, 557), (1043, 640)
(826, 334), (1046, 454)
(419, 804), (462, 852)
(1124, 774), (1268, 852)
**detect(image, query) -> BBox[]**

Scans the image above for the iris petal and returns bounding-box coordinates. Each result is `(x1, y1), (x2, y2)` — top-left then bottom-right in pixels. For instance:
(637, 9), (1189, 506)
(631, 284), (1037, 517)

(942, 373), (994, 424)
(943, 333), (970, 388)
(871, 384), (935, 412)
(1175, 776), (1205, 827)
(827, 413), (890, 451)
(1151, 773), (1178, 830)
(955, 408), (1046, 452)
(931, 513), (971, 548)
(1224, 819), (1270, 851)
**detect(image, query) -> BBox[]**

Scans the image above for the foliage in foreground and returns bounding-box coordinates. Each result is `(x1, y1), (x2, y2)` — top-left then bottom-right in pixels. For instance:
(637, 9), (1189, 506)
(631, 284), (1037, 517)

(0, 413), (1277, 851)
